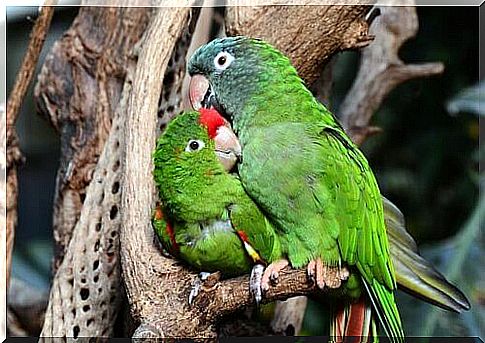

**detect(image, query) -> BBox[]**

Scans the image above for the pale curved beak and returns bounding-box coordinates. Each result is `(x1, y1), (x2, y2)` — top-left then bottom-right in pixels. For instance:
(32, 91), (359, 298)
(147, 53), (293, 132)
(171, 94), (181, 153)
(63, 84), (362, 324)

(214, 125), (242, 172)
(189, 74), (210, 111)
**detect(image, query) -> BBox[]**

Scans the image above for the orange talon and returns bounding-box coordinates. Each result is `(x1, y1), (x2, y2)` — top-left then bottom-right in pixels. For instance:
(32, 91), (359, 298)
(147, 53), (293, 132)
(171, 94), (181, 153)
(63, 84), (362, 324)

(307, 259), (349, 289)
(261, 259), (289, 292)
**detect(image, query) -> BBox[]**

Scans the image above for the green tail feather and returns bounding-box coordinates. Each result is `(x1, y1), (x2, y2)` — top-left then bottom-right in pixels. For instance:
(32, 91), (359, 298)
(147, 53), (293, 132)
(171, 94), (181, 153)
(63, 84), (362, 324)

(362, 277), (404, 343)
(383, 196), (470, 312)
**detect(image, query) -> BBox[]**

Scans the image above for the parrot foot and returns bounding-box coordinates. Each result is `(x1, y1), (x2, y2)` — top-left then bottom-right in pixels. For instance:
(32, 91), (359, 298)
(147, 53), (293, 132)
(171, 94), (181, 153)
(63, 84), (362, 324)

(249, 264), (265, 305)
(307, 259), (349, 289)
(188, 271), (221, 306)
(261, 259), (289, 292)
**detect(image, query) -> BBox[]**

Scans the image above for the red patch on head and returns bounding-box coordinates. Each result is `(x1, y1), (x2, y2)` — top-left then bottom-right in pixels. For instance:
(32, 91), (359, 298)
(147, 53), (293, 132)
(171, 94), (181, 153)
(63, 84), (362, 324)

(198, 108), (226, 139)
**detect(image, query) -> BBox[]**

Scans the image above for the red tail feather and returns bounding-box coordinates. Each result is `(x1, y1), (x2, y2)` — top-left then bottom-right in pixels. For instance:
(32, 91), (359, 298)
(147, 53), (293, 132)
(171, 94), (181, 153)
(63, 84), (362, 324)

(332, 297), (372, 343)
(345, 298), (367, 338)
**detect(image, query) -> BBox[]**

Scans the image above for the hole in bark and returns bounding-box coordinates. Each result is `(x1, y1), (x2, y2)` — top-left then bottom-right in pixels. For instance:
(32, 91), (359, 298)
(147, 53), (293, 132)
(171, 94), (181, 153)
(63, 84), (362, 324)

(80, 192), (86, 204)
(98, 288), (103, 294)
(110, 230), (117, 238)
(93, 275), (99, 283)
(94, 239), (100, 252)
(111, 181), (120, 194)
(93, 260), (100, 271)
(81, 278), (86, 284)
(95, 222), (102, 232)
(72, 309), (76, 317)
(83, 305), (90, 312)
(98, 191), (105, 204)
(109, 205), (118, 219)
(285, 325), (295, 336)
(167, 105), (174, 113)
(68, 278), (74, 286)
(87, 318), (94, 327)
(115, 140), (120, 148)
(73, 326), (80, 338)
(112, 160), (120, 172)
(80, 288), (90, 300)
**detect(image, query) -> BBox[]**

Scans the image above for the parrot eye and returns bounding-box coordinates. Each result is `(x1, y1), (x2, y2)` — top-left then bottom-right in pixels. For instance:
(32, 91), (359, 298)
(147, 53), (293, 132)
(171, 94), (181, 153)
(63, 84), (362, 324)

(185, 139), (205, 152)
(213, 51), (234, 71)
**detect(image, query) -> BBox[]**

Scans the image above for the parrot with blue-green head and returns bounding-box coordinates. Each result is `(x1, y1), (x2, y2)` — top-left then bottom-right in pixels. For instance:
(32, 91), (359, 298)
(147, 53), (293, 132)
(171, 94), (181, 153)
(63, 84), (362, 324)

(184, 36), (470, 342)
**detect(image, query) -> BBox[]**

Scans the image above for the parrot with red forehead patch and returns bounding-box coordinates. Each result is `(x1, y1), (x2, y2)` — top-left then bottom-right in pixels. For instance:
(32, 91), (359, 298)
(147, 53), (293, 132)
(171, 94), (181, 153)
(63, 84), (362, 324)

(152, 109), (282, 300)
(187, 36), (470, 341)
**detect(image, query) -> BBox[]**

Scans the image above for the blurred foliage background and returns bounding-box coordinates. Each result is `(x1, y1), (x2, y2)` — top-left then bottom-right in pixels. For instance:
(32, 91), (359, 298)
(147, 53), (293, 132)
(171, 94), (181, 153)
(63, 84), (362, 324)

(7, 6), (482, 338)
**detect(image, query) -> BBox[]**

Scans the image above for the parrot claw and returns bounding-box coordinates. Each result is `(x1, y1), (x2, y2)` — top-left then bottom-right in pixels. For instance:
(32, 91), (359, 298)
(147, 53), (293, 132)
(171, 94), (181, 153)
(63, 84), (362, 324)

(188, 271), (213, 306)
(250, 264), (265, 305)
(307, 259), (349, 289)
(261, 259), (289, 292)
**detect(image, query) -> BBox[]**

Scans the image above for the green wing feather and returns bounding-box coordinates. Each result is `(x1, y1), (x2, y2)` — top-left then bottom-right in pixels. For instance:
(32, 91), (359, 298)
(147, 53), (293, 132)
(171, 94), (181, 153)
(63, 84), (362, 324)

(321, 127), (395, 289)
(317, 124), (403, 341)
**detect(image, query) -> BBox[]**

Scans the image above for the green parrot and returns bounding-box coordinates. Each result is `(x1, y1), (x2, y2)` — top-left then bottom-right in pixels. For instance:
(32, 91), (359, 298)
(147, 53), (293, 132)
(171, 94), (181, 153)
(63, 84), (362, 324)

(186, 36), (470, 341)
(152, 109), (282, 299)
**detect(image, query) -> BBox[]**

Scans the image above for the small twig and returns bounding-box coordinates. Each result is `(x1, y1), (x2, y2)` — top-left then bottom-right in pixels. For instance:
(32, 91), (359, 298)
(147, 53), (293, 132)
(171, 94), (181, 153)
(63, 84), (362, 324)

(6, 2), (55, 136)
(5, 1), (55, 290)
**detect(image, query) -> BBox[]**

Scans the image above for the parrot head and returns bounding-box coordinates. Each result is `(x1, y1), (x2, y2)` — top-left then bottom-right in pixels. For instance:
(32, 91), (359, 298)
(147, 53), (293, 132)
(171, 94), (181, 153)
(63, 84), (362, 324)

(188, 36), (299, 123)
(154, 109), (241, 182)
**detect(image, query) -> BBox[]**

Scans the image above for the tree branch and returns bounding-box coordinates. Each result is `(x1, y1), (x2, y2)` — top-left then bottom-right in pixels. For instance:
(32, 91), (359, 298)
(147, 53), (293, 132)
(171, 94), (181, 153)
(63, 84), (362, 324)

(119, 6), (202, 338)
(339, 4), (444, 144)
(226, 3), (373, 84)
(34, 5), (152, 274)
(37, 5), (152, 338)
(5, 1), (55, 292)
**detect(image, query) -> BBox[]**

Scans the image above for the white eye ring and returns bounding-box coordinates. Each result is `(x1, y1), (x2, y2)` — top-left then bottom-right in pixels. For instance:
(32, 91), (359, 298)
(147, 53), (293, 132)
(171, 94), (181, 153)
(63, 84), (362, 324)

(213, 51), (234, 71)
(185, 139), (205, 152)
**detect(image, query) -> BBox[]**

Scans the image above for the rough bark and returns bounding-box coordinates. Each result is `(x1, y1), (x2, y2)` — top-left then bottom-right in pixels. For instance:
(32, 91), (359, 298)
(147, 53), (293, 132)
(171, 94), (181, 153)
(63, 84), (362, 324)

(34, 6), (152, 273)
(119, 6), (202, 338)
(35, 5), (152, 338)
(226, 4), (373, 84)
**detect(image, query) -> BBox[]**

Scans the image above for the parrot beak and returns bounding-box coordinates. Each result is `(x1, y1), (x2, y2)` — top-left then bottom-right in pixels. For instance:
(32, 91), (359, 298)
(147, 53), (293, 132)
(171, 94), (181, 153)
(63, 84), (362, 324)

(189, 74), (210, 111)
(214, 125), (242, 172)
(189, 74), (227, 119)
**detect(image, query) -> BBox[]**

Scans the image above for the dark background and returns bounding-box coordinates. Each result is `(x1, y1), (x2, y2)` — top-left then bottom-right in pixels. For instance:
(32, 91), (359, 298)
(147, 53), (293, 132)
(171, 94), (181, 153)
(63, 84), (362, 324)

(6, 6), (483, 337)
